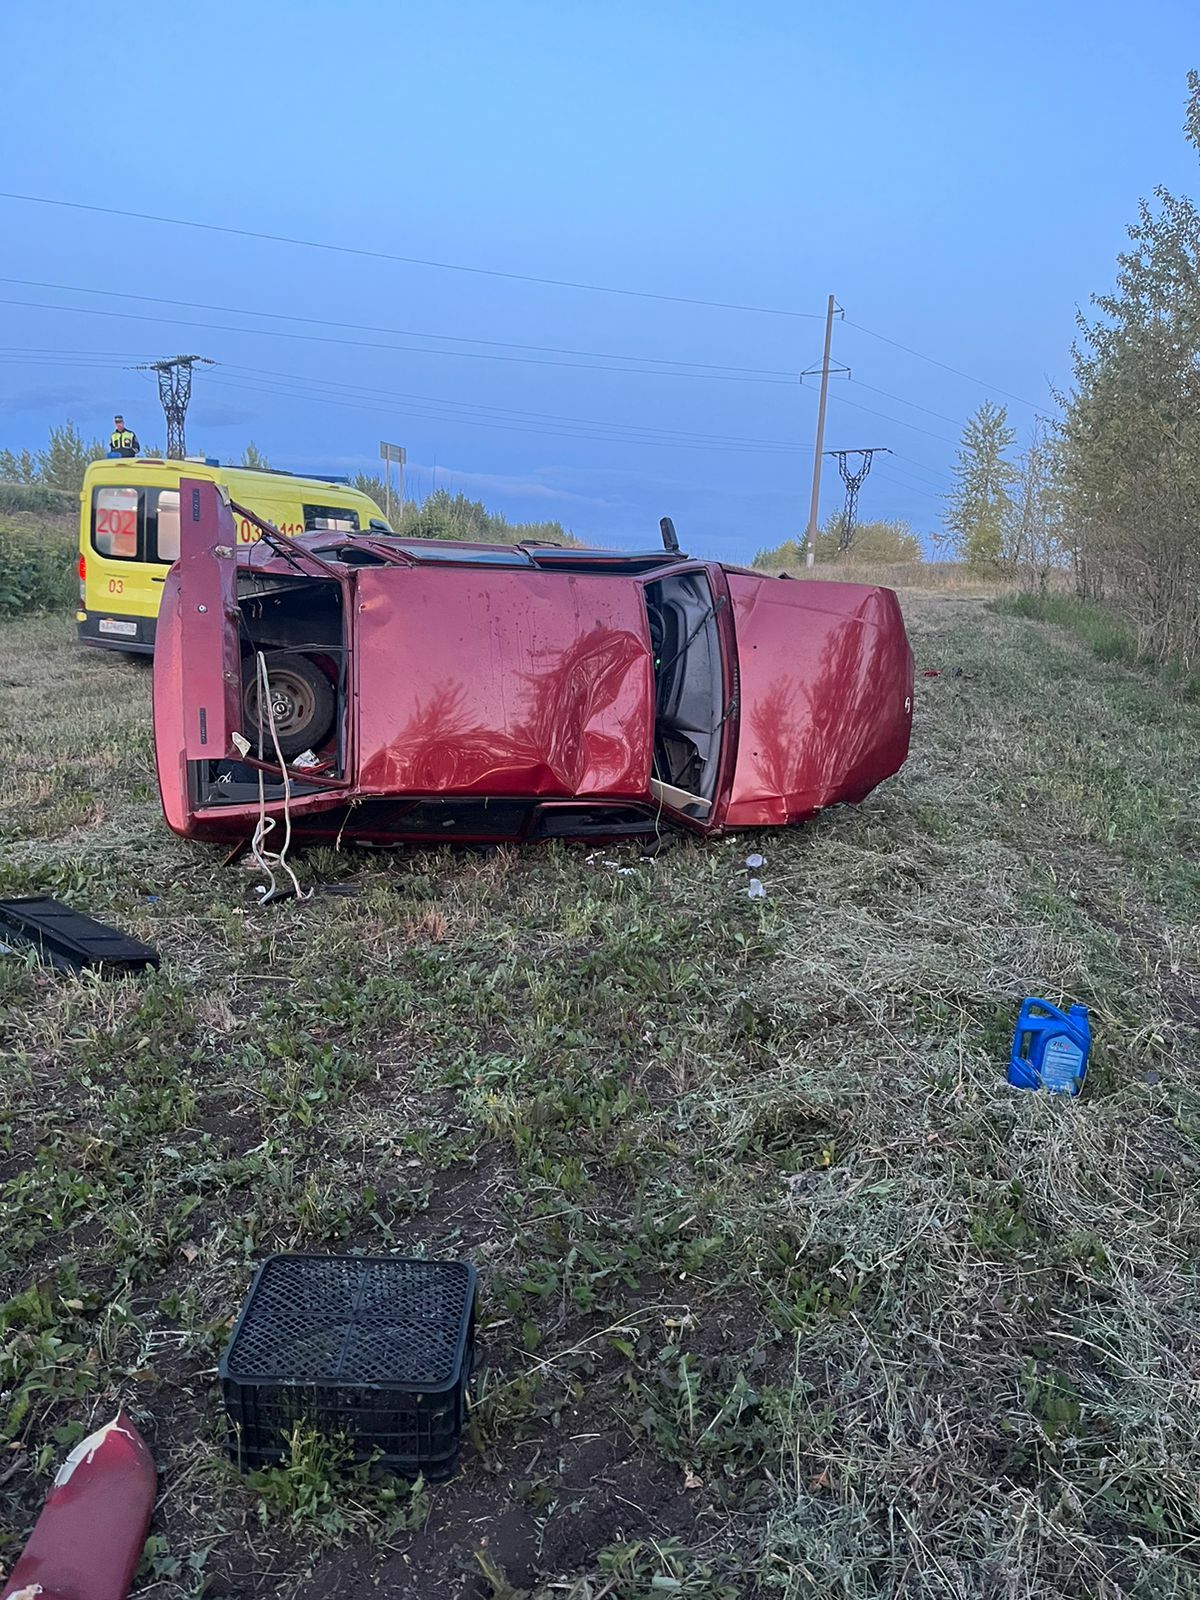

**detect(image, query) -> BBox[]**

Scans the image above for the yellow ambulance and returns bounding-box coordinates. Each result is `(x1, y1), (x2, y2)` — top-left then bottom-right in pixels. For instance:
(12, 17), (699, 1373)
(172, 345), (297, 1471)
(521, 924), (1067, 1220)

(77, 456), (390, 653)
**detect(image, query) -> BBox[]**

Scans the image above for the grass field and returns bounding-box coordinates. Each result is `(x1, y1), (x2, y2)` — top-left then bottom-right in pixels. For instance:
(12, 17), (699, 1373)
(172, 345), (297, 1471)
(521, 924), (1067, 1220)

(1, 593), (1198, 1600)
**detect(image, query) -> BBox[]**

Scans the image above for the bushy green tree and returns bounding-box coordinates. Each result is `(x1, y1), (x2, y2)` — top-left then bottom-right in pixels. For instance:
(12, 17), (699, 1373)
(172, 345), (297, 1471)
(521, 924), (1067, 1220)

(754, 517), (922, 569)
(351, 479), (576, 546)
(1004, 422), (1064, 585)
(1, 422), (104, 492)
(1060, 71), (1200, 663)
(0, 447), (38, 484)
(241, 441), (271, 470)
(945, 401), (1017, 566)
(352, 472), (403, 519)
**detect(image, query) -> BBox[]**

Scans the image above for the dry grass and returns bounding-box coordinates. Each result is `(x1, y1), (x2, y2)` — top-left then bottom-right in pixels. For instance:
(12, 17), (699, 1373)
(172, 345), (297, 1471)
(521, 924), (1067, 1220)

(755, 561), (1079, 602)
(0, 598), (1197, 1599)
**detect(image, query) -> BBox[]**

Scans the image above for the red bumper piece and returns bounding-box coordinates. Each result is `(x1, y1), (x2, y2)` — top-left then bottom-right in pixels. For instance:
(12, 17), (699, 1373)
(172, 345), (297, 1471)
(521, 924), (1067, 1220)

(1, 1413), (156, 1600)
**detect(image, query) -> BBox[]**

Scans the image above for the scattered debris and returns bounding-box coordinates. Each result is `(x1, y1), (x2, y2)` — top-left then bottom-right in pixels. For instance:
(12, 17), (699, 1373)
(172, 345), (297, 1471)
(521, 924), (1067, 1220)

(1008, 998), (1092, 1095)
(0, 1411), (154, 1600)
(0, 897), (159, 976)
(746, 878), (768, 899)
(221, 1254), (477, 1480)
(586, 853), (639, 876)
(745, 852), (766, 870)
(922, 669), (942, 678)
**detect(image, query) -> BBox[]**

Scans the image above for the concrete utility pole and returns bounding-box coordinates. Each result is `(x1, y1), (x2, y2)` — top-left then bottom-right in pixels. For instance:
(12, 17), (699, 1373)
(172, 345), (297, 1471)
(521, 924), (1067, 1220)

(803, 295), (841, 568)
(134, 355), (213, 458)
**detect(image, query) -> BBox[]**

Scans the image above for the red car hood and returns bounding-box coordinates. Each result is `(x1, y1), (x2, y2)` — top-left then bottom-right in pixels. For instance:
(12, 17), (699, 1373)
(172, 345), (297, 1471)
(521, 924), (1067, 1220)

(352, 567), (656, 799)
(723, 574), (913, 827)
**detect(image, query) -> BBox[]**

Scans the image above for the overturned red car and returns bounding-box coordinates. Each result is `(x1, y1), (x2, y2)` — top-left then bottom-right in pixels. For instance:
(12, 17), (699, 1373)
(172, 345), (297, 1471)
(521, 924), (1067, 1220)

(152, 481), (913, 847)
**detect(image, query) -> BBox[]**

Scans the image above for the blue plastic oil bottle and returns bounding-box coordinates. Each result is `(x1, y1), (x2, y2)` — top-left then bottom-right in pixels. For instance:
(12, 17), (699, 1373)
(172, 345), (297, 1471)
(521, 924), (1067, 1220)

(1008, 999), (1091, 1095)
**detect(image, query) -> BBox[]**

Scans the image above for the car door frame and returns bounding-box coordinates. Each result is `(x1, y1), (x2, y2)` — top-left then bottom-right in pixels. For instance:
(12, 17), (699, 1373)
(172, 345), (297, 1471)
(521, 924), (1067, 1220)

(638, 559), (741, 835)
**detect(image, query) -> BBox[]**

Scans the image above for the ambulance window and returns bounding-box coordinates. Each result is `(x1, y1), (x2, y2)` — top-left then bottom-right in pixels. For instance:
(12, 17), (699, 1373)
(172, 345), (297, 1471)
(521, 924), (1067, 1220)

(150, 489), (181, 562)
(93, 486), (140, 560)
(303, 503), (359, 532)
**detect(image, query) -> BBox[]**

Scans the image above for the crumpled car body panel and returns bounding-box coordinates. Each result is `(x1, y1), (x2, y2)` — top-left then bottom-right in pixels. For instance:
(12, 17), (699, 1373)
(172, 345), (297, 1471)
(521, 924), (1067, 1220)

(352, 568), (654, 799)
(722, 574), (914, 828)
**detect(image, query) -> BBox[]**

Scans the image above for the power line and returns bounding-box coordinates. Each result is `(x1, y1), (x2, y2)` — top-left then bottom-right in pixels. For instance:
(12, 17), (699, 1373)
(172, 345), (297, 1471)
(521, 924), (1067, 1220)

(0, 276), (798, 380)
(874, 463), (949, 497)
(0, 191), (823, 319)
(0, 343), (819, 453)
(0, 343), (960, 458)
(888, 448), (955, 484)
(0, 296), (801, 385)
(0, 341), (966, 475)
(0, 193), (1051, 428)
(220, 361), (811, 449)
(0, 342), (963, 471)
(824, 388), (959, 445)
(847, 377), (963, 428)
(844, 319), (1042, 411)
(203, 371), (814, 458)
(0, 345), (152, 359)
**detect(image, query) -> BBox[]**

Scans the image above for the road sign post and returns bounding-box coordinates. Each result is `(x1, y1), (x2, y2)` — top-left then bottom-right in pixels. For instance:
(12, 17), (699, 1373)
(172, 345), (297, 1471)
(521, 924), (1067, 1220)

(379, 441), (406, 524)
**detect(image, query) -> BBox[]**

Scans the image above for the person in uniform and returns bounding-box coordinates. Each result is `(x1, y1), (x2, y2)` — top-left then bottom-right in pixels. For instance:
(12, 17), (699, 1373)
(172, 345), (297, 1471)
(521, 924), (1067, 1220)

(108, 415), (140, 457)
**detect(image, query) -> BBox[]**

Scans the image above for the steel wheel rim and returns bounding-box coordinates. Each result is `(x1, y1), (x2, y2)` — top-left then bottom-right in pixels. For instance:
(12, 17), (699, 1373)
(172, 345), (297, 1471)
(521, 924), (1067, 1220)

(245, 669), (317, 742)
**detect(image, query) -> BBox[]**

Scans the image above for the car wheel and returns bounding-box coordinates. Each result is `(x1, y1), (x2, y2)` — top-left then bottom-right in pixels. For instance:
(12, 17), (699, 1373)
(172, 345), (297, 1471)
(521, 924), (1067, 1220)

(242, 652), (335, 759)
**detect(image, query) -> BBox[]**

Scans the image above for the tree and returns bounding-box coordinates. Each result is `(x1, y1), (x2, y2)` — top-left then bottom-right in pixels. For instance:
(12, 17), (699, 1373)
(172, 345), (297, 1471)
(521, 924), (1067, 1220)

(753, 518), (923, 568)
(825, 516), (922, 563)
(0, 423), (104, 492)
(945, 401), (1017, 567)
(352, 471), (402, 518)
(241, 441), (271, 470)
(0, 447), (38, 484)
(1059, 70), (1200, 663)
(1004, 422), (1064, 585)
(350, 478), (578, 546)
(36, 421), (106, 491)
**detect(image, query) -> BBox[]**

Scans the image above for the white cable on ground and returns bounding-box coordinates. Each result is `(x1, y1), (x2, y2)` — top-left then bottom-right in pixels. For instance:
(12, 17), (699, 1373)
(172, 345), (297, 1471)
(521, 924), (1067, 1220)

(248, 650), (311, 906)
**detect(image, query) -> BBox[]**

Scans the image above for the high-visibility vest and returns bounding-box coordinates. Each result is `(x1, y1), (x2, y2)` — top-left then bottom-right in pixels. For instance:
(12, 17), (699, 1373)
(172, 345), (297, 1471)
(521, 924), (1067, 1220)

(110, 429), (137, 453)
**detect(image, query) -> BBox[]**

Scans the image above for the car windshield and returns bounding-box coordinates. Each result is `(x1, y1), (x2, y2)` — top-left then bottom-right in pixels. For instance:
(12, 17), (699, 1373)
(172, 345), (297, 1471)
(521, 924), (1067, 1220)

(645, 573), (725, 817)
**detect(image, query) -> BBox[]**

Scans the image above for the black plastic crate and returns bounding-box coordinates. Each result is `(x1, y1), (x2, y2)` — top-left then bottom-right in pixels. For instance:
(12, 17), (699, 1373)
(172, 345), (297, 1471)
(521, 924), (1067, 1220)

(219, 1254), (476, 1478)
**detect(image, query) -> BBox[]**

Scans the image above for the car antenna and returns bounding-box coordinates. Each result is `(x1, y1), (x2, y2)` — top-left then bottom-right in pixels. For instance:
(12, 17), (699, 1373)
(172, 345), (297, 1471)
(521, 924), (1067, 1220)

(659, 516), (679, 554)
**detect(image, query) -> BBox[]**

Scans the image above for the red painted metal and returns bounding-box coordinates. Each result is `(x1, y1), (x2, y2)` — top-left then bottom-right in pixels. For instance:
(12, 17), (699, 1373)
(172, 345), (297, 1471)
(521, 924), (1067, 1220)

(170, 480), (243, 762)
(0, 1413), (155, 1600)
(722, 575), (914, 827)
(352, 568), (654, 799)
(153, 527), (913, 846)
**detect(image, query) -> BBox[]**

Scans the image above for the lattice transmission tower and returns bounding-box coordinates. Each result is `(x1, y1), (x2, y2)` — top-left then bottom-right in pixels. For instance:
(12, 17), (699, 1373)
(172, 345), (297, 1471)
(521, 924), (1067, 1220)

(134, 355), (214, 458)
(826, 447), (891, 552)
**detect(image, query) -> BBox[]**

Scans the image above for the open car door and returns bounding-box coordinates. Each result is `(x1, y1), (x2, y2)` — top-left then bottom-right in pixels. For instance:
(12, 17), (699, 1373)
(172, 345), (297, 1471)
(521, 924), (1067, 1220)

(168, 478), (244, 761)
(644, 568), (736, 829)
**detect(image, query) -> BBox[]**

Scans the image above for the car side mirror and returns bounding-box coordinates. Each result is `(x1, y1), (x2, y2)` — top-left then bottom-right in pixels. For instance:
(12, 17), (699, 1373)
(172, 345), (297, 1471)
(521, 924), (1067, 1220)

(659, 516), (679, 554)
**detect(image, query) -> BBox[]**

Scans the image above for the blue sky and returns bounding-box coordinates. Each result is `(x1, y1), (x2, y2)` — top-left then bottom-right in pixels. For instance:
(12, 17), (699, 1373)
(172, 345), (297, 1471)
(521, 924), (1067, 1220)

(1, 0), (1196, 562)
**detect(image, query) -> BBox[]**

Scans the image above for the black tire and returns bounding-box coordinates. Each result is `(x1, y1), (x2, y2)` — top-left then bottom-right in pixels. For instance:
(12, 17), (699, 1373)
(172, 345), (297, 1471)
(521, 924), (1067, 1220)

(242, 652), (335, 760)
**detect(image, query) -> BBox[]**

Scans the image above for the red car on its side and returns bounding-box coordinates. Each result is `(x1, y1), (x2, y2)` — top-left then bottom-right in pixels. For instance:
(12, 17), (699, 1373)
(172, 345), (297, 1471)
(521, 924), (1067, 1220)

(152, 481), (913, 848)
